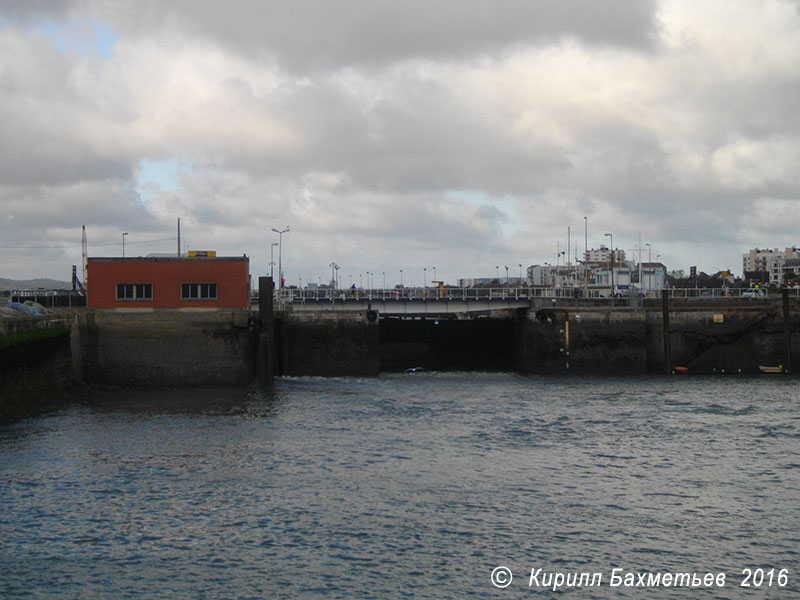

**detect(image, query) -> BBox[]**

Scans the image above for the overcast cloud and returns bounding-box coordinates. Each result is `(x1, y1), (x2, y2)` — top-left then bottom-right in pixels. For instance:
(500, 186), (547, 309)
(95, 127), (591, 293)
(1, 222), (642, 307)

(2, 0), (800, 285)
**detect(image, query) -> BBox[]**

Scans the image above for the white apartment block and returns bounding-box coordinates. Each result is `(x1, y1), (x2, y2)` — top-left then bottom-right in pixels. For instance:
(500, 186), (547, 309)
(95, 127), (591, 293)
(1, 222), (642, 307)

(742, 247), (800, 283)
(583, 246), (626, 266)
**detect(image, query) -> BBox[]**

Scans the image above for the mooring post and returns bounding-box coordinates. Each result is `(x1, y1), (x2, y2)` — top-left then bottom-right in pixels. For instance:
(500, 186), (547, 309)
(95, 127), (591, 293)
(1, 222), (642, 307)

(257, 276), (275, 386)
(662, 292), (671, 374)
(783, 288), (792, 374)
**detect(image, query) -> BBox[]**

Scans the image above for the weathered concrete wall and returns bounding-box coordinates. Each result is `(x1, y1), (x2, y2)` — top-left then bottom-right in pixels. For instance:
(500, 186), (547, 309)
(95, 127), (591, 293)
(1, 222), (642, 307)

(519, 308), (648, 374)
(86, 309), (252, 386)
(0, 314), (76, 423)
(664, 304), (797, 373)
(279, 309), (379, 376)
(517, 301), (798, 375)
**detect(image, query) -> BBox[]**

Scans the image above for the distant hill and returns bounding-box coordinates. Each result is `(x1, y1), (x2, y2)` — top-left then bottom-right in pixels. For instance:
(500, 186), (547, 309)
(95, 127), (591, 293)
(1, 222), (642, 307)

(0, 278), (72, 292)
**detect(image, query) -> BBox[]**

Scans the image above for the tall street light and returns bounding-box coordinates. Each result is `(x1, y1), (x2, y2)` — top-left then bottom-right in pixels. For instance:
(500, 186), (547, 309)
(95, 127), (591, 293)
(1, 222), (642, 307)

(584, 216), (589, 294)
(330, 262), (339, 288)
(400, 269), (403, 287)
(505, 265), (509, 287)
(270, 242), (278, 280)
(271, 226), (290, 288)
(604, 232), (614, 300)
(432, 266), (436, 283)
(122, 232), (128, 257)
(645, 242), (652, 293)
(423, 267), (427, 288)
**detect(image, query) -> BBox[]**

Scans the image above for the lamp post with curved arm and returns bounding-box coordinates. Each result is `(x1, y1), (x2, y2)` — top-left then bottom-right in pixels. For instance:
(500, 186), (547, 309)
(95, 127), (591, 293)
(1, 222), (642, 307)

(271, 226), (290, 288)
(270, 242), (278, 280)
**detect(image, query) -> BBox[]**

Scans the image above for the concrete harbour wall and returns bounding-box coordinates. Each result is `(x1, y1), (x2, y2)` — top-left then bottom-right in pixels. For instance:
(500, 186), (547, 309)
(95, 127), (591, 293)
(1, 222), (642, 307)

(2, 296), (798, 425)
(517, 300), (798, 375)
(277, 309), (379, 376)
(0, 315), (76, 423)
(86, 309), (252, 386)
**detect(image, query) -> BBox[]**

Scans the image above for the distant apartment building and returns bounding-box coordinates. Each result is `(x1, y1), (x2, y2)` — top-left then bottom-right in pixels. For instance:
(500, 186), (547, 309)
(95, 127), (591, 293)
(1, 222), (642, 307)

(583, 246), (627, 267)
(742, 247), (800, 284)
(783, 258), (800, 284)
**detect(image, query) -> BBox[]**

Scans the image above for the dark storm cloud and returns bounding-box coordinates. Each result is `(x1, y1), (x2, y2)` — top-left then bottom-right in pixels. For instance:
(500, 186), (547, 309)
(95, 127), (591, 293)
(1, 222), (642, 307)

(95, 0), (658, 71)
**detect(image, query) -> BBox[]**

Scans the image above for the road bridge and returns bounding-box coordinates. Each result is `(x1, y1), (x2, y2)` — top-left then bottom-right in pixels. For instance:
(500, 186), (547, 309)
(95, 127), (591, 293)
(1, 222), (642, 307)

(270, 286), (787, 316)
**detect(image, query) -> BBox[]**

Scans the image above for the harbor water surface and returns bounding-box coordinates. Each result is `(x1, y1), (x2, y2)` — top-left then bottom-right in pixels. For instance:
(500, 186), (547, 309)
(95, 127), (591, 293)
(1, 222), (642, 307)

(1, 374), (798, 598)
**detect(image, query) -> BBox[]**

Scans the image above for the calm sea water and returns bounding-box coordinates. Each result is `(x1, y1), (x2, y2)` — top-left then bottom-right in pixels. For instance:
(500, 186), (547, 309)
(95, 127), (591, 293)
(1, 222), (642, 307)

(1, 374), (798, 598)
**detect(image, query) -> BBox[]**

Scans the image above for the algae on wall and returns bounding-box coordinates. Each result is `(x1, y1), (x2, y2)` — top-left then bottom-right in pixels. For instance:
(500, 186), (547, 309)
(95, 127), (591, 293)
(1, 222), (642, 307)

(0, 321), (73, 424)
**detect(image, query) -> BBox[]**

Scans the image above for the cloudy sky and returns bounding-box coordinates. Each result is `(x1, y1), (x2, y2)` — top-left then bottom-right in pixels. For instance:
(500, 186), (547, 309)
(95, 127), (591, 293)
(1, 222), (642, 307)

(2, 0), (800, 286)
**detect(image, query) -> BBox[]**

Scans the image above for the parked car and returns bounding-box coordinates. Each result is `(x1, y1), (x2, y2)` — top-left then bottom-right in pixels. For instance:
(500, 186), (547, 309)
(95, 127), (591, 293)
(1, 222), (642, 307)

(741, 288), (766, 299)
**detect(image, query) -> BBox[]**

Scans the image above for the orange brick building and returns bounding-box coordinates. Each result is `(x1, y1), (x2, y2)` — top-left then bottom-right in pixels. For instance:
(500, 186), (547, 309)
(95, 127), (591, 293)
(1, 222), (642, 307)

(87, 256), (250, 308)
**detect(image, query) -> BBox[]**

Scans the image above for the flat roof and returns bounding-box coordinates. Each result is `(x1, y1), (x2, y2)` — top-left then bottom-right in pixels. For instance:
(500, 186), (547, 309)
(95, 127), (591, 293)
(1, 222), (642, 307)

(88, 256), (248, 262)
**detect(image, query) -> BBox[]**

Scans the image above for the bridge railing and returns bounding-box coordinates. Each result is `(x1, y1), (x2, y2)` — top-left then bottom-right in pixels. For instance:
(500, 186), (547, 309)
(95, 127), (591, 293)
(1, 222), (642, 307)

(275, 286), (541, 303)
(272, 286), (800, 304)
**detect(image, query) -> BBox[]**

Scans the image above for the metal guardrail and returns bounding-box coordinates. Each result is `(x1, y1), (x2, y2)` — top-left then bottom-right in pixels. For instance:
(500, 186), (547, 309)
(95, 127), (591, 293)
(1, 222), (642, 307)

(269, 287), (798, 304)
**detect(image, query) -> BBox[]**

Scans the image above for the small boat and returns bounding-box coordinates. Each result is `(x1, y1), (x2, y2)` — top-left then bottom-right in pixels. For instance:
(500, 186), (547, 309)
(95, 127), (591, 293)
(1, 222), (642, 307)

(404, 366), (425, 373)
(759, 365), (783, 374)
(673, 366), (688, 374)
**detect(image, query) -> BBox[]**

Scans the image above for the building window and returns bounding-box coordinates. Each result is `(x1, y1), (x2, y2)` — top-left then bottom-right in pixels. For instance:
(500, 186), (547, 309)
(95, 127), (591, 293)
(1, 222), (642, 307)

(116, 283), (153, 301)
(181, 283), (218, 300)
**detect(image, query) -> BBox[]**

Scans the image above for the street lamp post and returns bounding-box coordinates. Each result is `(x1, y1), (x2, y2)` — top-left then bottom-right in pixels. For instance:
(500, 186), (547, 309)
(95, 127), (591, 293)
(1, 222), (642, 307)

(423, 267), (427, 288)
(382, 271), (386, 289)
(271, 226), (290, 288)
(270, 243), (278, 280)
(505, 265), (509, 287)
(432, 266), (436, 283)
(518, 264), (523, 283)
(584, 216), (589, 295)
(645, 242), (652, 293)
(604, 232), (614, 301)
(400, 269), (403, 287)
(330, 262), (339, 288)
(495, 266), (499, 285)
(122, 232), (128, 257)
